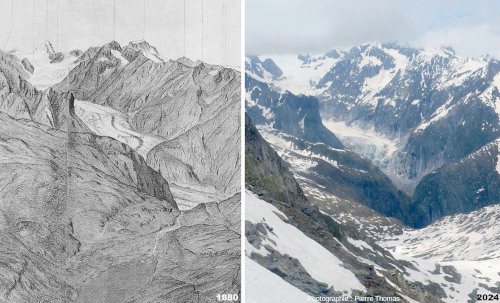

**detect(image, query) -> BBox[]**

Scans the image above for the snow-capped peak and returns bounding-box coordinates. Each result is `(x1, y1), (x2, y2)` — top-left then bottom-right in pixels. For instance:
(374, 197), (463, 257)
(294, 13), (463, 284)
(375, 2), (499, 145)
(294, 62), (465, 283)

(12, 40), (81, 90)
(127, 40), (165, 63)
(127, 40), (159, 54)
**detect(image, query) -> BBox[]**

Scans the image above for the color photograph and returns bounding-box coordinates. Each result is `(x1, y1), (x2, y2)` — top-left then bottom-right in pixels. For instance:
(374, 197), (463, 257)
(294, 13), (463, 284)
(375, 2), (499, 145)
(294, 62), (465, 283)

(245, 1), (500, 302)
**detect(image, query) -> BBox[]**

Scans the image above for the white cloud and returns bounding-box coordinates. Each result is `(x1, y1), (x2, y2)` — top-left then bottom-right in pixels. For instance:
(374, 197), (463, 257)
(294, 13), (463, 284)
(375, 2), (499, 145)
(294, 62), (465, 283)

(246, 0), (500, 58)
(410, 24), (500, 58)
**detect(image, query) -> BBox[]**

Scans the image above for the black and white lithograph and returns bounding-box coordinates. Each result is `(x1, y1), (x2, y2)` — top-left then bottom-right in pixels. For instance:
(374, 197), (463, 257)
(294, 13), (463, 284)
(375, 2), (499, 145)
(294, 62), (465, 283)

(0, 0), (241, 302)
(245, 1), (499, 303)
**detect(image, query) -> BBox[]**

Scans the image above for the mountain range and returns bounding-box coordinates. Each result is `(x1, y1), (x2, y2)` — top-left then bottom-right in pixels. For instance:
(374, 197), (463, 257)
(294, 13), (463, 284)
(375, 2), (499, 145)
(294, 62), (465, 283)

(247, 42), (500, 227)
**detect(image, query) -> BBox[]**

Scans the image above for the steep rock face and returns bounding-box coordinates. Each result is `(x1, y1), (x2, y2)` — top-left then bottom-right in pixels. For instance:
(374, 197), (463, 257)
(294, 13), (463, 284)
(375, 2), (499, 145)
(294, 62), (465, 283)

(0, 53), (38, 121)
(122, 40), (165, 63)
(245, 56), (283, 82)
(55, 41), (124, 99)
(245, 113), (309, 209)
(400, 91), (500, 181)
(21, 58), (34, 74)
(0, 52), (90, 133)
(409, 140), (500, 227)
(246, 75), (344, 149)
(142, 66), (241, 194)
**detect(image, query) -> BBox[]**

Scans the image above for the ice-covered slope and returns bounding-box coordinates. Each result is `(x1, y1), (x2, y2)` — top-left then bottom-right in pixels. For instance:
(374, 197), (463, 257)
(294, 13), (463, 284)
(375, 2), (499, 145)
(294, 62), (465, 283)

(259, 52), (344, 95)
(322, 119), (399, 166)
(13, 41), (80, 90)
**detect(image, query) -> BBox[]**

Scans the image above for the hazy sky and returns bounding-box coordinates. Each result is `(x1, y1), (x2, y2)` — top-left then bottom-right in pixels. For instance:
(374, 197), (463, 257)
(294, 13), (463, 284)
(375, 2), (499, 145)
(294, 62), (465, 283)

(246, 0), (500, 58)
(0, 0), (241, 67)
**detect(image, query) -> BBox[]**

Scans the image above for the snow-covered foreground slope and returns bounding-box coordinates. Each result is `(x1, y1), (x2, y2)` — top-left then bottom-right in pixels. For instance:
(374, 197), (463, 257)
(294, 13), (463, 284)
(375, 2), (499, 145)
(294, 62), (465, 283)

(245, 191), (366, 295)
(246, 256), (318, 303)
(75, 100), (165, 158)
(377, 204), (500, 303)
(382, 204), (500, 261)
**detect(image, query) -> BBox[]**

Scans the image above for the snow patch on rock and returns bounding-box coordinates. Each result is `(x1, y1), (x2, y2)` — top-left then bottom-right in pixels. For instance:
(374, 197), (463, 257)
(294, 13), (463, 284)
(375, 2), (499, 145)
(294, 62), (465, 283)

(246, 191), (366, 294)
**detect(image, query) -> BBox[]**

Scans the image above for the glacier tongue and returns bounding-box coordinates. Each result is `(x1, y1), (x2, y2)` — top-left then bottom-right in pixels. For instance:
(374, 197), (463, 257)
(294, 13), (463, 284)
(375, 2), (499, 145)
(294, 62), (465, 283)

(322, 119), (398, 162)
(74, 100), (165, 158)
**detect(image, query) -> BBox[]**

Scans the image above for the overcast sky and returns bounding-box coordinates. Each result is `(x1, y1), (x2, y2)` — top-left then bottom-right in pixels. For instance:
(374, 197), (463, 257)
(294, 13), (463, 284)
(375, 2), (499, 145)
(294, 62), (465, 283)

(246, 0), (500, 58)
(0, 0), (241, 67)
